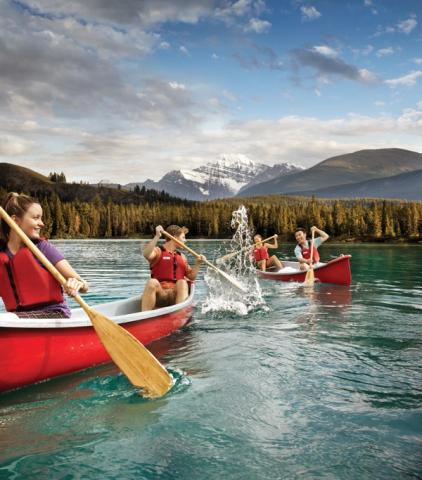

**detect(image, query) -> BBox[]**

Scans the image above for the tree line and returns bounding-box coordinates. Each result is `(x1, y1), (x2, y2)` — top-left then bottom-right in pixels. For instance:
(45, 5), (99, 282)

(0, 188), (420, 241)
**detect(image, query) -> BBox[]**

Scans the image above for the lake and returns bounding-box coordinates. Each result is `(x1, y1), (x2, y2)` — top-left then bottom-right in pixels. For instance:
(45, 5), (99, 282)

(0, 241), (421, 479)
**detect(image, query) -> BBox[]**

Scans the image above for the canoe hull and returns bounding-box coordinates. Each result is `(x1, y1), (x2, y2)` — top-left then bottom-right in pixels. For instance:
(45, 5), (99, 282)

(0, 295), (193, 393)
(257, 255), (352, 286)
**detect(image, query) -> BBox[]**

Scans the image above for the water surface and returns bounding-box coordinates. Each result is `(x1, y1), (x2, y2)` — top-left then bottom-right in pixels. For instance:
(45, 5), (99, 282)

(0, 241), (421, 479)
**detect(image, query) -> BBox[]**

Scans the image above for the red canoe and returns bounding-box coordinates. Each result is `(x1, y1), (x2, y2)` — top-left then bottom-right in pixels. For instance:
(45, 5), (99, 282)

(257, 255), (352, 286)
(0, 286), (194, 393)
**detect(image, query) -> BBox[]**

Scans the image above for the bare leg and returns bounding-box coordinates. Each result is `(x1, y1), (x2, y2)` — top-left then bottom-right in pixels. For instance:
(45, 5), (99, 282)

(267, 255), (283, 270)
(257, 260), (266, 271)
(175, 279), (189, 304)
(141, 279), (160, 311)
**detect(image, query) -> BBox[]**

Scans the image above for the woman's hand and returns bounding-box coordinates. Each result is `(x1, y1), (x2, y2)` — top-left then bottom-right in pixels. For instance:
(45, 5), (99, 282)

(64, 278), (88, 297)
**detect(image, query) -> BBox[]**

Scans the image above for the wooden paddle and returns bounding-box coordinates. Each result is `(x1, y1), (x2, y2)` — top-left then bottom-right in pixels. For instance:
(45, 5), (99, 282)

(161, 229), (248, 294)
(304, 227), (315, 286)
(0, 207), (173, 398)
(216, 234), (277, 264)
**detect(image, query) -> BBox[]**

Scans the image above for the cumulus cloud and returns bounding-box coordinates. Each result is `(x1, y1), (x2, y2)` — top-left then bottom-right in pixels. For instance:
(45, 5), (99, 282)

(376, 14), (417, 36)
(385, 70), (422, 88)
(300, 5), (321, 22)
(23, 0), (215, 27)
(244, 17), (271, 33)
(4, 109), (422, 183)
(292, 47), (379, 84)
(397, 14), (417, 34)
(376, 47), (394, 57)
(363, 0), (378, 15)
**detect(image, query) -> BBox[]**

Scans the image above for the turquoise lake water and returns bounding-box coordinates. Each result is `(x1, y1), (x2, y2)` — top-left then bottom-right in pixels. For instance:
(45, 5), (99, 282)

(0, 241), (421, 479)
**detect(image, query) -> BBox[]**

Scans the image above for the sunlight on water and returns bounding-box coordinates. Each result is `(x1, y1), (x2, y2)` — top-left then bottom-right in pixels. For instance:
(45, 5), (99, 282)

(202, 205), (266, 316)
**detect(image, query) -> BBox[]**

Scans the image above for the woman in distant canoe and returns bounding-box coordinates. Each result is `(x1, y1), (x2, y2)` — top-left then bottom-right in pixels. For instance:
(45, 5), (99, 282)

(253, 234), (283, 272)
(294, 226), (329, 270)
(0, 192), (89, 318)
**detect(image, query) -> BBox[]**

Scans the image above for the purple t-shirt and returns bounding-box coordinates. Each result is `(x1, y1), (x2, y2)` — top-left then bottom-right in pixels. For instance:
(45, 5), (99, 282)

(5, 239), (71, 317)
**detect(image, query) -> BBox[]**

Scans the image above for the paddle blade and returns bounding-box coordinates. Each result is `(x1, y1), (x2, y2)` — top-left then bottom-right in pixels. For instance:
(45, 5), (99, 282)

(304, 268), (315, 286)
(87, 308), (173, 398)
(213, 266), (248, 294)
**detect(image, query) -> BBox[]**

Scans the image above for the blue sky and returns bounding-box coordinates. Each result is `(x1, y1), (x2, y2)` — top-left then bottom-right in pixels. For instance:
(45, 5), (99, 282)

(0, 0), (421, 183)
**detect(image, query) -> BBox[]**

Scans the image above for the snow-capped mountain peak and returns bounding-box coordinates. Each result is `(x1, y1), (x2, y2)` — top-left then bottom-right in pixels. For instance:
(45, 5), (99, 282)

(127, 155), (304, 201)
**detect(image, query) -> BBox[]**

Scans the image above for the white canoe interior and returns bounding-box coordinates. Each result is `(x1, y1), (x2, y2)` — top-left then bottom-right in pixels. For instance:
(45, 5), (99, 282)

(263, 260), (327, 275)
(0, 285), (195, 329)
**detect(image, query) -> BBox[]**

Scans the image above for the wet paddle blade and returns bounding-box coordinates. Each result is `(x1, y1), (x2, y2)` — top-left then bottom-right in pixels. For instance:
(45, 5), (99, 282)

(87, 308), (173, 398)
(210, 264), (248, 293)
(304, 268), (315, 286)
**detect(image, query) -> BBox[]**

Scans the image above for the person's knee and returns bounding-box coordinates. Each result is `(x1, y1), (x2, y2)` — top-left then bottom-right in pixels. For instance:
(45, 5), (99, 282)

(145, 279), (160, 291)
(175, 279), (188, 290)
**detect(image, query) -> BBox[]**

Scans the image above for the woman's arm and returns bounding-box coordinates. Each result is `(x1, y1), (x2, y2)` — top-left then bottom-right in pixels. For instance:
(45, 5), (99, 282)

(265, 234), (278, 249)
(55, 259), (89, 296)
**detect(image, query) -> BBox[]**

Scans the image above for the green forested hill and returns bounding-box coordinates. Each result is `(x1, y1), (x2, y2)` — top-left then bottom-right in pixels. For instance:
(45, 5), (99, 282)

(0, 163), (421, 241)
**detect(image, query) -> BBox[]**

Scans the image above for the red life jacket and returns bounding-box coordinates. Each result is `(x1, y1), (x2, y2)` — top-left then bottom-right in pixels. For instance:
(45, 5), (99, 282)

(0, 247), (64, 312)
(300, 242), (320, 263)
(253, 246), (269, 262)
(150, 246), (187, 282)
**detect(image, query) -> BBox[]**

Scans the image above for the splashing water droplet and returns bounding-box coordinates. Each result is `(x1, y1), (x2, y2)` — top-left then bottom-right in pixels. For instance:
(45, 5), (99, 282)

(202, 205), (267, 316)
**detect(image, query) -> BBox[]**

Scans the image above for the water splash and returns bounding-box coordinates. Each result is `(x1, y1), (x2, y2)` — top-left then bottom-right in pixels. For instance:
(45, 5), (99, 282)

(202, 205), (266, 315)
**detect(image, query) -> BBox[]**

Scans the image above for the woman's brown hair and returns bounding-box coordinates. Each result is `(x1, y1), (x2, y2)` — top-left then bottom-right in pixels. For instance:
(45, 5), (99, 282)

(0, 192), (39, 246)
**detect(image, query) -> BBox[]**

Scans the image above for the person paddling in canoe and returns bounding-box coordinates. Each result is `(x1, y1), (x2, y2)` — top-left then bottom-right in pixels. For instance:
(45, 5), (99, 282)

(0, 192), (89, 318)
(253, 234), (283, 272)
(141, 224), (205, 311)
(294, 226), (329, 271)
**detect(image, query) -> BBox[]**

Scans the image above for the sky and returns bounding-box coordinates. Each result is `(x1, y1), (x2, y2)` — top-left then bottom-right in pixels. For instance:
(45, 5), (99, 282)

(0, 0), (421, 183)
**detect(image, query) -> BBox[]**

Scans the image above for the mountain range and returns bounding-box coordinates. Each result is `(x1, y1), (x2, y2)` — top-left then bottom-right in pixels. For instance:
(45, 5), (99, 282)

(1, 148), (421, 203)
(238, 148), (422, 199)
(127, 154), (303, 201)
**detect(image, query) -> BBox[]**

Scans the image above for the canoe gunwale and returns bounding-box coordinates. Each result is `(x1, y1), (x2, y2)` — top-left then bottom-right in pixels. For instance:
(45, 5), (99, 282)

(256, 255), (351, 285)
(0, 284), (195, 329)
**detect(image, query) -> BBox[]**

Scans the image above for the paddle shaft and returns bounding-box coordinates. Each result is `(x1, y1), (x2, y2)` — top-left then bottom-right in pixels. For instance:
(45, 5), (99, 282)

(0, 207), (90, 312)
(309, 228), (315, 268)
(161, 229), (218, 272)
(1, 207), (173, 397)
(219, 234), (277, 262)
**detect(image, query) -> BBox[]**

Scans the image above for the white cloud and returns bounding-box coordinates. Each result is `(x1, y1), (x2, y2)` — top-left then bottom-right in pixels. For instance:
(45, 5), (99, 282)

(169, 82), (186, 90)
(376, 14), (417, 36)
(212, 53), (219, 59)
(374, 101), (385, 107)
(364, 0), (378, 15)
(180, 45), (189, 55)
(413, 58), (422, 65)
(244, 17), (271, 33)
(376, 47), (394, 57)
(0, 135), (33, 155)
(397, 14), (417, 34)
(159, 41), (170, 49)
(385, 70), (422, 88)
(313, 45), (338, 57)
(300, 5), (321, 22)
(5, 110), (422, 183)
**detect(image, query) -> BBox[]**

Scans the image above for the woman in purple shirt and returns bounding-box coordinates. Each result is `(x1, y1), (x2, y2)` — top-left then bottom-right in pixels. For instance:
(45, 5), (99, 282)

(0, 192), (89, 318)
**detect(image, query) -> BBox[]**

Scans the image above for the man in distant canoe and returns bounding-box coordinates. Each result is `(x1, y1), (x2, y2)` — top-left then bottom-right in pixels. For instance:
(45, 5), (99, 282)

(294, 226), (329, 270)
(253, 234), (284, 272)
(141, 225), (205, 311)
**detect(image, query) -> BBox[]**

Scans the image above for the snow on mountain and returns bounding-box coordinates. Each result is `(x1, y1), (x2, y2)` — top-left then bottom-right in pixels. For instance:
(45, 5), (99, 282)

(127, 154), (304, 201)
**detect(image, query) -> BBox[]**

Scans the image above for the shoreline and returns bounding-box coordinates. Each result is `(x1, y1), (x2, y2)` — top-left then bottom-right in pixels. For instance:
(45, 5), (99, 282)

(50, 238), (422, 245)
